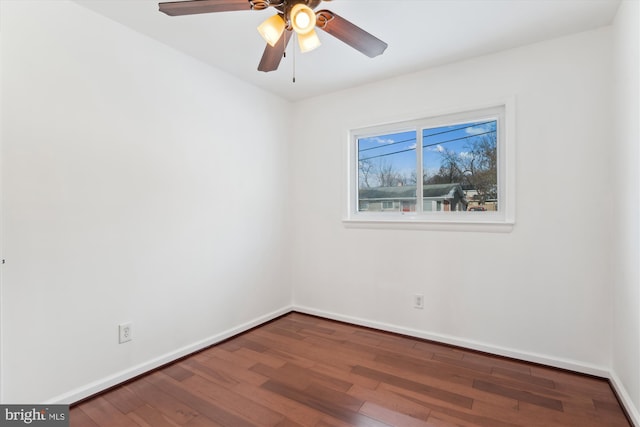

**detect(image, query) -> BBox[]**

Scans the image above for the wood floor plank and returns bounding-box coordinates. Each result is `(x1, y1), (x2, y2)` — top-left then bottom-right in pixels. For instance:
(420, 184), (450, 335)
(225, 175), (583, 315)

(265, 325), (307, 341)
(431, 353), (493, 375)
(184, 414), (225, 427)
(413, 341), (467, 361)
(425, 410), (490, 427)
(472, 371), (568, 401)
(462, 351), (532, 374)
(306, 336), (384, 367)
(127, 403), (190, 427)
(144, 372), (257, 427)
(353, 329), (417, 350)
(101, 384), (145, 414)
(347, 383), (433, 422)
(393, 390), (522, 427)
(161, 362), (195, 382)
(279, 362), (354, 393)
(204, 345), (265, 369)
(359, 401), (431, 427)
(251, 362), (314, 391)
(314, 417), (363, 427)
(352, 365), (474, 409)
(472, 379), (564, 412)
(69, 313), (631, 427)
(127, 378), (199, 425)
(515, 400), (615, 427)
(463, 384), (520, 411)
(235, 346), (289, 369)
(294, 321), (337, 337)
(359, 354), (480, 399)
(184, 357), (268, 389)
(264, 347), (318, 369)
(233, 382), (326, 426)
(179, 373), (287, 426)
(252, 330), (369, 371)
(373, 352), (474, 387)
(181, 358), (241, 388)
(490, 367), (556, 389)
(69, 406), (100, 427)
(307, 361), (380, 391)
(76, 396), (140, 427)
(261, 380), (389, 427)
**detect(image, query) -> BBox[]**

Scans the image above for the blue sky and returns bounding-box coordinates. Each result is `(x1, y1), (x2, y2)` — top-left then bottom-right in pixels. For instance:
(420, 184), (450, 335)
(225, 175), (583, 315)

(358, 120), (497, 181)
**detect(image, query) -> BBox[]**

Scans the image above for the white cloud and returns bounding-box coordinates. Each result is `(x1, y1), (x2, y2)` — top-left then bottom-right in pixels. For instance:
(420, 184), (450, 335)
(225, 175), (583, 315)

(425, 144), (444, 153)
(371, 137), (395, 145)
(465, 124), (490, 135)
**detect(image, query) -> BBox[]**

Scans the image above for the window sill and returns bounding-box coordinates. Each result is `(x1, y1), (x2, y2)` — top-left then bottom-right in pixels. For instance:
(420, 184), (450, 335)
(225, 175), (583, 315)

(342, 213), (514, 233)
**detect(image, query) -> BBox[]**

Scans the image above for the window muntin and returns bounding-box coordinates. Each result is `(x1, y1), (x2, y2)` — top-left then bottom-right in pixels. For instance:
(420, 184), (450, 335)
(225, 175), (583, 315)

(348, 104), (512, 226)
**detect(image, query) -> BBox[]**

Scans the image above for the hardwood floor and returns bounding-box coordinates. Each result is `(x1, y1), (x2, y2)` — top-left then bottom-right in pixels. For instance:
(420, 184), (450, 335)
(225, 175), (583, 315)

(70, 313), (631, 427)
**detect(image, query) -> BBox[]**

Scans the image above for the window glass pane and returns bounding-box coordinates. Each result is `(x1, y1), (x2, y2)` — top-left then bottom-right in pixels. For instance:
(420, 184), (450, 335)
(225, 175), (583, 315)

(357, 130), (417, 212)
(422, 120), (497, 212)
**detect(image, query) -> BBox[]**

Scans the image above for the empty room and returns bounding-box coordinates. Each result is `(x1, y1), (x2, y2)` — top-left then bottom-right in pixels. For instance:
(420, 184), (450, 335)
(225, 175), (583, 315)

(1, 0), (638, 426)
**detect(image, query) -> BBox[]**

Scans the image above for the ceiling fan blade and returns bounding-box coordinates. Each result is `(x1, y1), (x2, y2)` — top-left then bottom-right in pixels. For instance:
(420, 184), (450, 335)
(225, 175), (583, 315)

(308, 0), (322, 9)
(159, 0), (251, 16)
(316, 10), (387, 58)
(258, 30), (292, 72)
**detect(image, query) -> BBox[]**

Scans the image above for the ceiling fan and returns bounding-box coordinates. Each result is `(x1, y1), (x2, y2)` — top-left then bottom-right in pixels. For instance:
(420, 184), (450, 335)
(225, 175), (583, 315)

(158, 0), (388, 72)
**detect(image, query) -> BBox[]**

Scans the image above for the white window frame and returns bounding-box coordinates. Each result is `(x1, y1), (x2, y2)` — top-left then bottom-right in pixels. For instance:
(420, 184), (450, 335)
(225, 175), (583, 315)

(344, 100), (515, 232)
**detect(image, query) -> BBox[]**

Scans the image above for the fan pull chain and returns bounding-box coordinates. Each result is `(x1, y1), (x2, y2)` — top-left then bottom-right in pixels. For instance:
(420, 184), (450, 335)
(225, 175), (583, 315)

(292, 33), (296, 83)
(282, 28), (286, 58)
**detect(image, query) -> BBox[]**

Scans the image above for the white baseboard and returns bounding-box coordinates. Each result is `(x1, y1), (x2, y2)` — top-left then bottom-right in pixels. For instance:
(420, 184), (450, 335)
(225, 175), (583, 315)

(293, 305), (610, 378)
(48, 305), (293, 405)
(609, 370), (640, 427)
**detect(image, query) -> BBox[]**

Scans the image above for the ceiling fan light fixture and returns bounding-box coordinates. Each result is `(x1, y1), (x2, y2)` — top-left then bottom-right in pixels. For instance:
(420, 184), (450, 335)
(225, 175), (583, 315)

(297, 28), (321, 53)
(257, 14), (286, 47)
(290, 3), (316, 34)
(158, 0), (389, 72)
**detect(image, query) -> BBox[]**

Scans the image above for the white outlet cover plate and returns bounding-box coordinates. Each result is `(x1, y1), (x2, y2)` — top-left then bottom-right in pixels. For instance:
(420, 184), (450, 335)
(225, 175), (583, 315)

(119, 322), (132, 343)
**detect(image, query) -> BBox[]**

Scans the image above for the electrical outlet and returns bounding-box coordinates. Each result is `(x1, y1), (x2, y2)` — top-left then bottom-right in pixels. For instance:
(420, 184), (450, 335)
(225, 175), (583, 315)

(119, 322), (132, 344)
(414, 294), (424, 309)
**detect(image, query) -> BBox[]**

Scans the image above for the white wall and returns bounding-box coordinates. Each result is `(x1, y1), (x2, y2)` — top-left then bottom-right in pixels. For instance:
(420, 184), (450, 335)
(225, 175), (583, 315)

(0, 0), (292, 403)
(611, 0), (640, 422)
(291, 28), (614, 374)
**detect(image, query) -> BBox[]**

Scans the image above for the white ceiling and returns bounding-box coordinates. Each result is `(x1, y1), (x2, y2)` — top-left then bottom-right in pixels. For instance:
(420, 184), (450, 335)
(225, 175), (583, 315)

(75, 0), (621, 101)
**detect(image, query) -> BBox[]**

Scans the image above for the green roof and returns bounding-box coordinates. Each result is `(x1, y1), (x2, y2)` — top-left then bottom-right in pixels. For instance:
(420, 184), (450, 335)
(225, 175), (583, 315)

(359, 183), (465, 199)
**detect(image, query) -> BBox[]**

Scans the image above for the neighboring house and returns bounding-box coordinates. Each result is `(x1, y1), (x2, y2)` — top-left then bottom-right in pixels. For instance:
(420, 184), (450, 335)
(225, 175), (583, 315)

(463, 187), (498, 211)
(359, 183), (468, 212)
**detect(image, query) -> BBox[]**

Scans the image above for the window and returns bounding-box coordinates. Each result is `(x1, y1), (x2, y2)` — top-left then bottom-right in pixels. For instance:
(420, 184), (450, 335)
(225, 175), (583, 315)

(346, 103), (515, 230)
